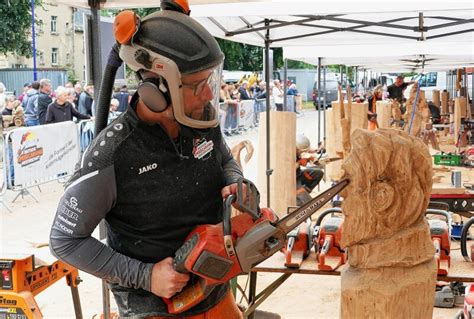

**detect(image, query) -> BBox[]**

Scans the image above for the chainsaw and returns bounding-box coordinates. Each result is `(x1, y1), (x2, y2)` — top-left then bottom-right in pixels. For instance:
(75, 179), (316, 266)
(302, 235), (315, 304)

(425, 207), (452, 275)
(165, 178), (349, 314)
(281, 216), (313, 268)
(313, 207), (346, 271)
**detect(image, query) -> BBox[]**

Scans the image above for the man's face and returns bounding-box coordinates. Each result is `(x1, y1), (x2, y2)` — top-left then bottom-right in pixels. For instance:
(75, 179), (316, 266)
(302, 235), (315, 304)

(395, 77), (403, 86)
(181, 68), (214, 121)
(43, 84), (52, 94)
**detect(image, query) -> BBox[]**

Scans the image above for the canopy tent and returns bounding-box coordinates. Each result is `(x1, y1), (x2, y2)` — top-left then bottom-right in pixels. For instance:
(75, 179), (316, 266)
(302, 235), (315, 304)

(59, 0), (265, 9)
(283, 42), (474, 72)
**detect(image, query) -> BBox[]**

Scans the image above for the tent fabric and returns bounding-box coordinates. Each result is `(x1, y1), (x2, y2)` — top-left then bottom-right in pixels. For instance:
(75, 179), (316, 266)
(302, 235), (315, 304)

(189, 1), (474, 71)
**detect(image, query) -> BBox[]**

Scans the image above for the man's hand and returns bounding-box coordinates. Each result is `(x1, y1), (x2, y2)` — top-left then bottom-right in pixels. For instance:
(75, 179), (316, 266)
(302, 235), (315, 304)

(221, 183), (247, 208)
(150, 257), (189, 298)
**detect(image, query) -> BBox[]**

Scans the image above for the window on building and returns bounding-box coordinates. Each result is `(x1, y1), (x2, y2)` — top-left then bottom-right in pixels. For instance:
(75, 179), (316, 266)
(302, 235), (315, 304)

(38, 51), (44, 65)
(52, 48), (58, 65)
(37, 20), (44, 33)
(51, 16), (58, 33)
(73, 10), (84, 32)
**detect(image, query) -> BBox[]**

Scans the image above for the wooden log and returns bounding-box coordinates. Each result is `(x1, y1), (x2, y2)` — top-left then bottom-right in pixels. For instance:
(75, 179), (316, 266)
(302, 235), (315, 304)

(257, 111), (296, 217)
(441, 91), (449, 114)
(340, 129), (436, 319)
(454, 98), (464, 146)
(375, 101), (392, 128)
(405, 84), (430, 136)
(326, 101), (368, 181)
(432, 90), (440, 107)
(456, 96), (468, 118)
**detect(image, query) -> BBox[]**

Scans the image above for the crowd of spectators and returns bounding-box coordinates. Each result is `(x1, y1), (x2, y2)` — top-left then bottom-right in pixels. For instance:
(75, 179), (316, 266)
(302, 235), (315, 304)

(0, 80), (132, 130)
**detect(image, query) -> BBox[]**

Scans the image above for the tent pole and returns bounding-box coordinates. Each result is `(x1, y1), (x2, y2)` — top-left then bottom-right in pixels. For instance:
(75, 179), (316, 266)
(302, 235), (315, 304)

(323, 63), (327, 148)
(264, 19), (272, 208)
(471, 70), (474, 110)
(317, 57), (322, 144)
(283, 58), (288, 110)
(88, 1), (109, 318)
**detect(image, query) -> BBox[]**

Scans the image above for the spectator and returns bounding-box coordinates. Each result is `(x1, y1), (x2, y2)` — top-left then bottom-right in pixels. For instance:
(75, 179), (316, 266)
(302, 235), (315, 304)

(272, 79), (284, 111)
(0, 83), (5, 110)
(238, 81), (252, 100)
(113, 85), (130, 112)
(287, 83), (300, 114)
(2, 96), (16, 116)
(108, 98), (121, 122)
(18, 83), (31, 103)
(22, 81), (39, 109)
(24, 81), (41, 126)
(45, 86), (91, 124)
(78, 85), (94, 116)
(37, 79), (53, 125)
(73, 83), (82, 106)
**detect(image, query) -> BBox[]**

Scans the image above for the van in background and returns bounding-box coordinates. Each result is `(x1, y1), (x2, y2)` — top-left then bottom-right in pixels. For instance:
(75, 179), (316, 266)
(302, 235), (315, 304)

(405, 71), (472, 101)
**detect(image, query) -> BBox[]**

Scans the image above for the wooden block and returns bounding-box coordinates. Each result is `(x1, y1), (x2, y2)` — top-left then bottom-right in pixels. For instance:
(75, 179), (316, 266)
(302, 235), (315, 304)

(432, 90), (440, 107)
(431, 185), (466, 195)
(441, 91), (449, 114)
(350, 101), (368, 132)
(257, 111), (296, 217)
(376, 101), (392, 128)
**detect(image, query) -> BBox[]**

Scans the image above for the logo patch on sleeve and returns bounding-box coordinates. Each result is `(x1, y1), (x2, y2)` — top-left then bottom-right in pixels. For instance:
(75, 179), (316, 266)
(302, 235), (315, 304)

(192, 138), (214, 160)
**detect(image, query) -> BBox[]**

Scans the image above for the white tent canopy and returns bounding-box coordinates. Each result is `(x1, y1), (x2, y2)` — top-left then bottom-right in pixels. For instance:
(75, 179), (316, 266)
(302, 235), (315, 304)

(191, 1), (474, 71)
(283, 42), (474, 72)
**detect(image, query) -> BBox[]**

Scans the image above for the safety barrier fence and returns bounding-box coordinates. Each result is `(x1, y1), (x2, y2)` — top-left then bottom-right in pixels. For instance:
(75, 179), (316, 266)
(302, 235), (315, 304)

(0, 119), (102, 206)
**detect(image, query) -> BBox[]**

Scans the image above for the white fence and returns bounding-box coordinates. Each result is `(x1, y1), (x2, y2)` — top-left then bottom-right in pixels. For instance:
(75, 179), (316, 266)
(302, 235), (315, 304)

(3, 121), (80, 192)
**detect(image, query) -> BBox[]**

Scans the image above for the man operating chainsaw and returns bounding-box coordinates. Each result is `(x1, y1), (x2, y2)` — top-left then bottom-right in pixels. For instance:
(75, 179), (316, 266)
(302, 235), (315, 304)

(49, 1), (243, 318)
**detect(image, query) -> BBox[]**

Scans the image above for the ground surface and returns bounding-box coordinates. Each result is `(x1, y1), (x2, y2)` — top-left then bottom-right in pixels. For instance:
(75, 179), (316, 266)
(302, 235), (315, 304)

(1, 109), (465, 318)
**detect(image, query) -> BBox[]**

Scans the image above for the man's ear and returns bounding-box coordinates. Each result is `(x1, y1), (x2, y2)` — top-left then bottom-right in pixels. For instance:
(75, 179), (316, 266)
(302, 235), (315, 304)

(369, 181), (394, 214)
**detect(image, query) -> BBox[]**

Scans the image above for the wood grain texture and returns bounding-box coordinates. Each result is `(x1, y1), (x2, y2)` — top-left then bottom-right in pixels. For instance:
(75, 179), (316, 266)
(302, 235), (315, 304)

(257, 111), (296, 217)
(376, 101), (392, 128)
(340, 128), (436, 319)
(405, 84), (430, 136)
(441, 91), (449, 114)
(432, 90), (440, 107)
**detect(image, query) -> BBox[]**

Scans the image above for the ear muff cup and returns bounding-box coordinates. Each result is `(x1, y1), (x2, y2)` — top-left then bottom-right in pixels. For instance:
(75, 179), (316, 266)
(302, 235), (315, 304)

(137, 77), (172, 113)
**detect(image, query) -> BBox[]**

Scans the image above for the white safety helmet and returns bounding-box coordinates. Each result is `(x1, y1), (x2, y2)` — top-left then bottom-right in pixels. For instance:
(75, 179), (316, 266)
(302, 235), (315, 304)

(296, 134), (310, 152)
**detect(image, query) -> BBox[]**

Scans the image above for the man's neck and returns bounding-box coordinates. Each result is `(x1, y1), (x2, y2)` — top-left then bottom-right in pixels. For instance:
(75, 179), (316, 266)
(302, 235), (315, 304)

(136, 99), (179, 139)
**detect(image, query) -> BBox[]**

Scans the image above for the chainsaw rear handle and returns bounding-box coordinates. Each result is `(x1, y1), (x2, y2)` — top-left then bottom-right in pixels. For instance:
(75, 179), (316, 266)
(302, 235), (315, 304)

(425, 209), (450, 222)
(222, 194), (236, 237)
(315, 208), (343, 227)
(461, 217), (474, 262)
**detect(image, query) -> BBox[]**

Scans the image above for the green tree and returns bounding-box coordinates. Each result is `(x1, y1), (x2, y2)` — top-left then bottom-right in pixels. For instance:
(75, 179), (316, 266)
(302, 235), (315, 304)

(0, 0), (42, 57)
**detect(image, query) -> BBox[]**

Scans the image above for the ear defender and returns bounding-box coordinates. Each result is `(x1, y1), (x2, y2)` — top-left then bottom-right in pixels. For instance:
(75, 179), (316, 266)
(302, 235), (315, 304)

(137, 77), (172, 113)
(114, 10), (140, 45)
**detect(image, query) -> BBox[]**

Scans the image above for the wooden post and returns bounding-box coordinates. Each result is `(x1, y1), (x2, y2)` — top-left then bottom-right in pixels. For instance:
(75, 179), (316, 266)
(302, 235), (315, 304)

(405, 84), (430, 136)
(441, 91), (449, 114)
(326, 101), (367, 181)
(454, 97), (465, 146)
(257, 111), (296, 217)
(340, 129), (437, 319)
(432, 90), (440, 107)
(376, 101), (392, 128)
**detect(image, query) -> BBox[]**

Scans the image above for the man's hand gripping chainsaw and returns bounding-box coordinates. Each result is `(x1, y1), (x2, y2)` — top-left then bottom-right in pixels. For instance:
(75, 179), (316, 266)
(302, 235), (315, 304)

(165, 177), (349, 314)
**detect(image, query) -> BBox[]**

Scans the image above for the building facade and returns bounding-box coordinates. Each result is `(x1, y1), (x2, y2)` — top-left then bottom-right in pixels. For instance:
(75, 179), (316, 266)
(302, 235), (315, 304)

(0, 1), (86, 83)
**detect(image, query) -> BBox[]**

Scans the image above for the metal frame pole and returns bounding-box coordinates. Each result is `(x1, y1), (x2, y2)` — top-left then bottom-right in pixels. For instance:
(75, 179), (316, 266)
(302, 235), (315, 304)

(283, 58), (288, 111)
(317, 57), (322, 144)
(264, 19), (272, 208)
(31, 0), (37, 81)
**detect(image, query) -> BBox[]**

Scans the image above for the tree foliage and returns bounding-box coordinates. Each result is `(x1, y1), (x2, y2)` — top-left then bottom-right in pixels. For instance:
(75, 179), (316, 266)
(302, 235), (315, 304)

(0, 0), (43, 57)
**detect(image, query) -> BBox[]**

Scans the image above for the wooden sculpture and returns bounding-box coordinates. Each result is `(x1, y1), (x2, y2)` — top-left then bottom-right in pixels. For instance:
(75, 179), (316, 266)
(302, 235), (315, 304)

(405, 83), (430, 136)
(340, 128), (437, 319)
(231, 140), (254, 169)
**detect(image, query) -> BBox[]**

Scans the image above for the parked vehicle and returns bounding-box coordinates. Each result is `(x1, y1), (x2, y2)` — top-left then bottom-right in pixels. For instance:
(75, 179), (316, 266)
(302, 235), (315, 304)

(312, 74), (354, 108)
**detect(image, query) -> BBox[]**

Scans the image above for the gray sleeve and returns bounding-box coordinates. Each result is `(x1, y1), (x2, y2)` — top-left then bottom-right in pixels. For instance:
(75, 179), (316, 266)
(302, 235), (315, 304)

(217, 135), (243, 185)
(49, 165), (154, 291)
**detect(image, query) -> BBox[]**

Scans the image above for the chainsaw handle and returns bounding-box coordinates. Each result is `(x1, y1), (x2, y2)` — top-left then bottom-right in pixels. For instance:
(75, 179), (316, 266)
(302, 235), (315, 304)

(315, 208), (342, 227)
(223, 194), (236, 237)
(461, 217), (474, 262)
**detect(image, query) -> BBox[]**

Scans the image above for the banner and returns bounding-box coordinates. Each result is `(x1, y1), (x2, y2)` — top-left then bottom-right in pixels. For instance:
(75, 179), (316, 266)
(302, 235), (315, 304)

(239, 100), (255, 129)
(7, 121), (80, 187)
